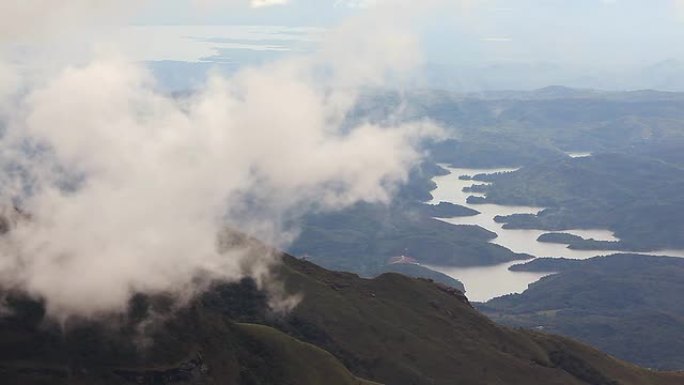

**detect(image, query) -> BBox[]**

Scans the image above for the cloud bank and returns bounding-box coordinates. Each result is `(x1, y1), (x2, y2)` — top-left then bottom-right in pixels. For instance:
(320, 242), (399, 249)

(0, 1), (439, 319)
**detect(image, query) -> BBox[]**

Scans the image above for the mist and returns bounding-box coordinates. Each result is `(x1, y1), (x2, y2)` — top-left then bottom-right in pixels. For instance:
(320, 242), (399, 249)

(131, 0), (684, 91)
(0, 0), (440, 320)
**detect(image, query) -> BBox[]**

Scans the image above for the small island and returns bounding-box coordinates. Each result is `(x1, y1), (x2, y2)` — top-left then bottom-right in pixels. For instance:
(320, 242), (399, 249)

(419, 202), (480, 218)
(537, 232), (585, 244)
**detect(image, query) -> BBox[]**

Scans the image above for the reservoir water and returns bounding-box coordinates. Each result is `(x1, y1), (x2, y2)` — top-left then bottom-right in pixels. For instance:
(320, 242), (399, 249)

(426, 166), (684, 302)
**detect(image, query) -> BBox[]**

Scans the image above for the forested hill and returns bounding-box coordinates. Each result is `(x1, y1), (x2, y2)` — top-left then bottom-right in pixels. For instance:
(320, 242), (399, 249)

(481, 254), (684, 370)
(470, 153), (684, 250)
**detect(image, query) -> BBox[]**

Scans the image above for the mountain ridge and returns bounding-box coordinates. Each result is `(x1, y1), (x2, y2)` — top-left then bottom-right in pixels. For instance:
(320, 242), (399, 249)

(0, 248), (682, 385)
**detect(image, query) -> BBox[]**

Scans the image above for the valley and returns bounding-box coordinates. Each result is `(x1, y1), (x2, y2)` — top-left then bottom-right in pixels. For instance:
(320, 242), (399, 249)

(424, 164), (684, 301)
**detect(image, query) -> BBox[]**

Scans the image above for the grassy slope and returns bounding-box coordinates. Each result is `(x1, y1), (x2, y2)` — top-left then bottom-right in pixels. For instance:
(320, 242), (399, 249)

(0, 254), (682, 385)
(275, 256), (684, 385)
(236, 323), (379, 385)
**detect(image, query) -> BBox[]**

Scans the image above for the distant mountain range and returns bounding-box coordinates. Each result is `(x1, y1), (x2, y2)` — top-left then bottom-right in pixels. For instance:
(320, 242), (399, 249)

(420, 59), (684, 92)
(148, 59), (684, 93)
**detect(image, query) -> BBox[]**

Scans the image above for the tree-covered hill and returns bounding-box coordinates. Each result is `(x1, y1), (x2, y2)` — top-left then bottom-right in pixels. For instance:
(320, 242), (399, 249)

(480, 254), (684, 370)
(471, 153), (684, 250)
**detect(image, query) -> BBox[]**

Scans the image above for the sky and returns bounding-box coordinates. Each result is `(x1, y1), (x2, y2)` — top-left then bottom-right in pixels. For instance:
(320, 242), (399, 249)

(122, 0), (684, 90)
(129, 0), (684, 67)
(4, 0), (684, 90)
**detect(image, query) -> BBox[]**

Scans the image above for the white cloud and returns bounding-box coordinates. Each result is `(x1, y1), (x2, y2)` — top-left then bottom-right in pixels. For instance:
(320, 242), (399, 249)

(0, 1), (141, 42)
(0, 61), (18, 107)
(336, 0), (375, 8)
(0, 0), (441, 320)
(675, 0), (684, 21)
(193, 0), (288, 7)
(482, 37), (513, 42)
(250, 0), (288, 7)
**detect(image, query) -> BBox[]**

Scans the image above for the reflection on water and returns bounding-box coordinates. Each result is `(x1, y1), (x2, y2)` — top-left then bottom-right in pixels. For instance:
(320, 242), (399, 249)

(114, 25), (323, 62)
(429, 168), (619, 259)
(425, 260), (549, 302)
(566, 151), (593, 158)
(425, 165), (684, 302)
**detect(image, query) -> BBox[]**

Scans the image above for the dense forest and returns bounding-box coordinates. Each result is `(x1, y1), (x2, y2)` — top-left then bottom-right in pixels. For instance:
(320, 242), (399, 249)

(480, 255), (684, 370)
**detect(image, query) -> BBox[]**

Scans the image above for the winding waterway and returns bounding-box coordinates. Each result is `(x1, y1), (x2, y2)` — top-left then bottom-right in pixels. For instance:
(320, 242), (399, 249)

(426, 165), (684, 302)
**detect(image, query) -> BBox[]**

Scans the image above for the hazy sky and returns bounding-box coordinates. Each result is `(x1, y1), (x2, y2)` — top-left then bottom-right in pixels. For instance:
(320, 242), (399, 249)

(115, 0), (684, 90)
(130, 0), (684, 69)
(4, 0), (684, 90)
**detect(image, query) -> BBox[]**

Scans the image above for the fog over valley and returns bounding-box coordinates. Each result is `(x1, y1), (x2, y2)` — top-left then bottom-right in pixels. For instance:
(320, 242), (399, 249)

(0, 1), (683, 384)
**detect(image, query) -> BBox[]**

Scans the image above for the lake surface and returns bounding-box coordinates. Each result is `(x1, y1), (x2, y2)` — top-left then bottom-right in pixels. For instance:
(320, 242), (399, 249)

(115, 25), (322, 63)
(426, 166), (684, 302)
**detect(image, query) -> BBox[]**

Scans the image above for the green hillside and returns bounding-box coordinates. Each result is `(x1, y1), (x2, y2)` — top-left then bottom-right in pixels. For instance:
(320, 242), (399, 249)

(0, 251), (682, 385)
